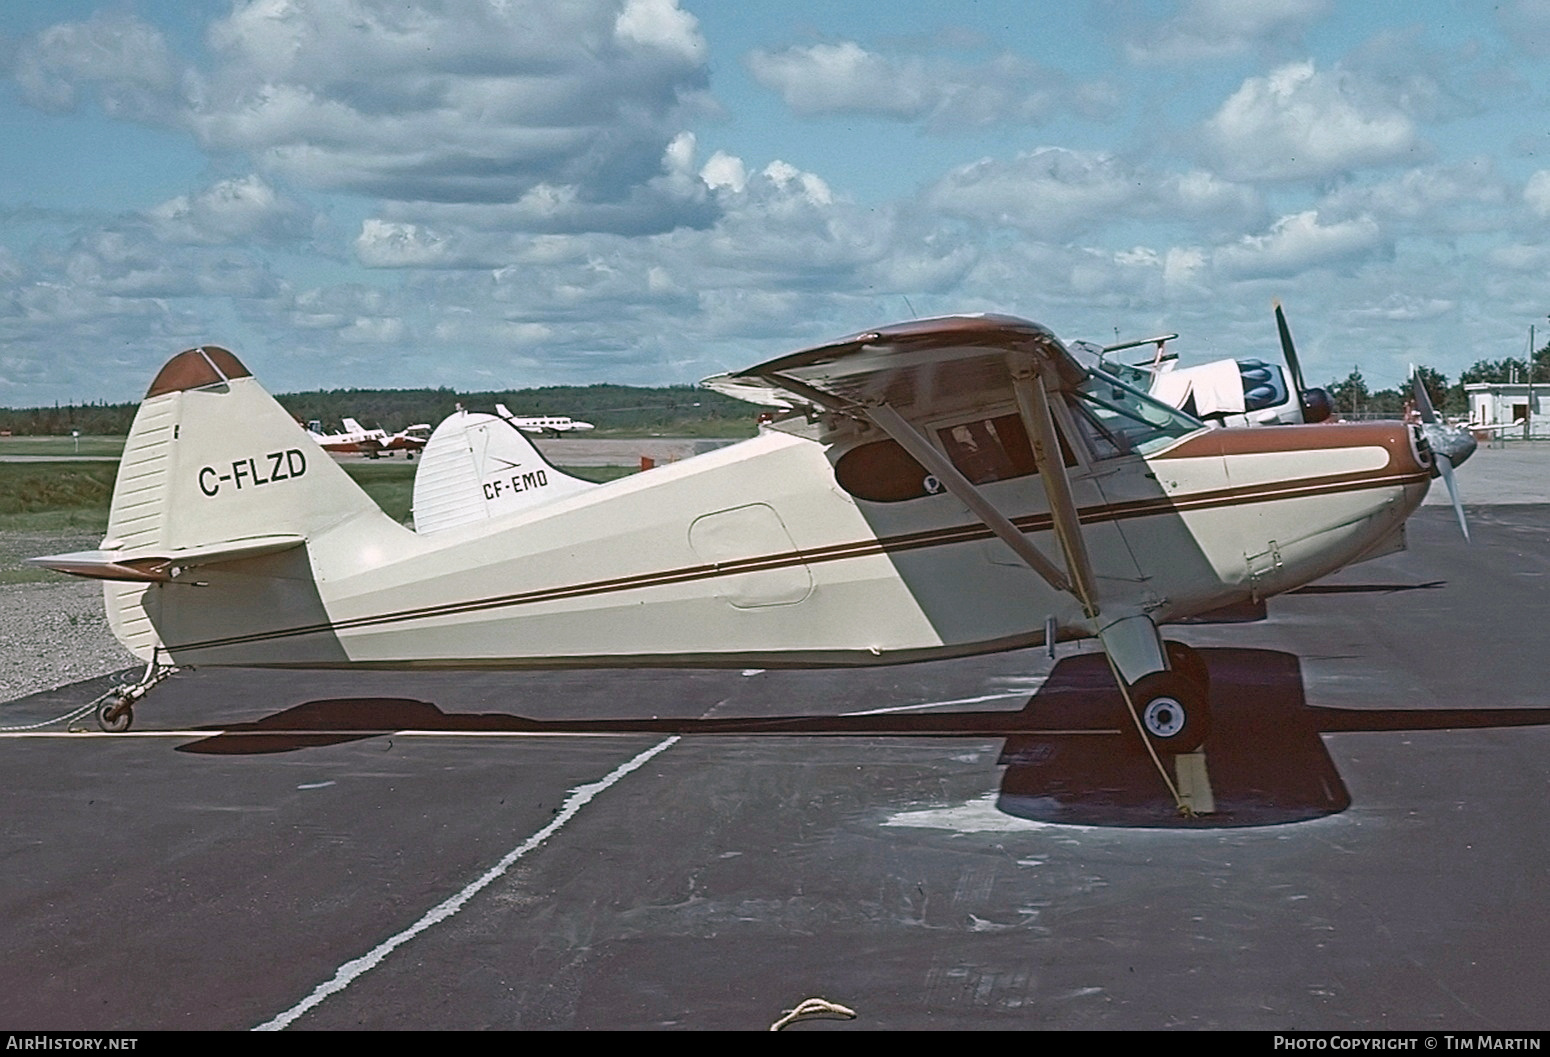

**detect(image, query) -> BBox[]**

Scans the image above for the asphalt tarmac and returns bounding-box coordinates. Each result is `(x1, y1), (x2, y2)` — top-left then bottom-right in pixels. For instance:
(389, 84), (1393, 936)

(3, 503), (1549, 1031)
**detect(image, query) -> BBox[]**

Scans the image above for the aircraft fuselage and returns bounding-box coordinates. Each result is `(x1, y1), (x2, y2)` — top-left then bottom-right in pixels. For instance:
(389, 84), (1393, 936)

(126, 410), (1429, 671)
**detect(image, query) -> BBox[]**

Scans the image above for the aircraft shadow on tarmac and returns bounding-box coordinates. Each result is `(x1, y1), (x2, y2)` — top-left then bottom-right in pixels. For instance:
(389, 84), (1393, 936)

(1287, 580), (1447, 596)
(175, 647), (1550, 830)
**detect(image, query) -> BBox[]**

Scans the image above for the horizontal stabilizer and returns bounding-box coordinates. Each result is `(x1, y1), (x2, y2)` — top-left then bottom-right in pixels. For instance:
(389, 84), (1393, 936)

(29, 534), (306, 583)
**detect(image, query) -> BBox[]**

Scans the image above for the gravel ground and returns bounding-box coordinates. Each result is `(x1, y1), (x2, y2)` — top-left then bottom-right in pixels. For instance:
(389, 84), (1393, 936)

(0, 532), (138, 704)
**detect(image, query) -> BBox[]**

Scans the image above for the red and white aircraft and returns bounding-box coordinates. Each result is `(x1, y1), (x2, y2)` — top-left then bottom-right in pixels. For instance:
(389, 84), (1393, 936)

(304, 417), (387, 456)
(306, 417), (429, 457)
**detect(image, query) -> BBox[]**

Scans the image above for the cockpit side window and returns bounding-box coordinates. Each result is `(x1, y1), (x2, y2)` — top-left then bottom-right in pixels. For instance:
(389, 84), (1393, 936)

(936, 414), (1037, 484)
(1065, 370), (1204, 458)
(833, 410), (1078, 503)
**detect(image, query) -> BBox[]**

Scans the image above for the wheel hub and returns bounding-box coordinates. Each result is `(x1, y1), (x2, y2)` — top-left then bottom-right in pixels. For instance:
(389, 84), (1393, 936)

(1142, 696), (1185, 738)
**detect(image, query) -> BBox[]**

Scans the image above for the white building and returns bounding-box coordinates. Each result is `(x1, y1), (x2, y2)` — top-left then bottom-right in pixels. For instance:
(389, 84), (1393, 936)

(1464, 382), (1549, 439)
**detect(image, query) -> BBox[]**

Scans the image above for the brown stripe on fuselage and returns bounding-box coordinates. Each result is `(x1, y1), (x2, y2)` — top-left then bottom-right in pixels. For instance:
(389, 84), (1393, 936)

(161, 456), (1429, 656)
(1156, 420), (1423, 473)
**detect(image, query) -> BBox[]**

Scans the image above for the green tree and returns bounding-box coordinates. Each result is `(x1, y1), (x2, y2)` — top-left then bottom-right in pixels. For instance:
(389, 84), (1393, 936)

(1412, 365), (1451, 414)
(1328, 366), (1370, 416)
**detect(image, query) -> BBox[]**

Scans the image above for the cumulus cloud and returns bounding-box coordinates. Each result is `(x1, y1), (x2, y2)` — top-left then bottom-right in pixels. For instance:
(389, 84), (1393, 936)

(1525, 170), (1550, 218)
(146, 176), (315, 245)
(1125, 0), (1331, 63)
(1214, 210), (1384, 278)
(1346, 293), (1455, 322)
(922, 148), (1263, 240)
(614, 0), (706, 61)
(925, 149), (1137, 239)
(186, 0), (711, 222)
(700, 152), (748, 194)
(355, 219), (454, 268)
(1316, 161), (1507, 232)
(746, 40), (1118, 131)
(11, 12), (184, 122)
(1203, 61), (1420, 181)
(14, 1), (716, 235)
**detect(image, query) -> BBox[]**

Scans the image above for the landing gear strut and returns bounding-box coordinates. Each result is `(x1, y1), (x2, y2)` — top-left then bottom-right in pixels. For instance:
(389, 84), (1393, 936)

(90, 657), (179, 733)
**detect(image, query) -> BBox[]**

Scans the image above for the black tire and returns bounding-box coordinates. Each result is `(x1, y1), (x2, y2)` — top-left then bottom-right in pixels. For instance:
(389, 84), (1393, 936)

(97, 695), (133, 734)
(1164, 640), (1210, 694)
(1126, 671), (1208, 754)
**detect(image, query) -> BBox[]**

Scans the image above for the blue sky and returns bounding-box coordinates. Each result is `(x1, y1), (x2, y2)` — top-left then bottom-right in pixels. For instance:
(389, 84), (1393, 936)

(4, 0), (1550, 405)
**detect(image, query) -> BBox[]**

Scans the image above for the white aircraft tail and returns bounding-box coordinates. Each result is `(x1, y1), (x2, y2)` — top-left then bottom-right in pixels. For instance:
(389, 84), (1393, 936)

(413, 408), (597, 533)
(36, 347), (409, 662)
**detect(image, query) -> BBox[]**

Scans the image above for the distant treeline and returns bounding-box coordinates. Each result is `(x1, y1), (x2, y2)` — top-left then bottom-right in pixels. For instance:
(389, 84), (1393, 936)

(0, 383), (762, 438)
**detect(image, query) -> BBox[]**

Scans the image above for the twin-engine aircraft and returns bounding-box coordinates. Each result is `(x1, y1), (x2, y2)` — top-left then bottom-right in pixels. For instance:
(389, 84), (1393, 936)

(496, 406), (595, 436)
(306, 417), (430, 457)
(34, 315), (1438, 754)
(304, 417), (386, 456)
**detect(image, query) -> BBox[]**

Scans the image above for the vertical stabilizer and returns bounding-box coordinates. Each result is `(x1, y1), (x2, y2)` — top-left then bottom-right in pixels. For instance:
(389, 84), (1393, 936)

(102, 346), (406, 660)
(412, 409), (597, 534)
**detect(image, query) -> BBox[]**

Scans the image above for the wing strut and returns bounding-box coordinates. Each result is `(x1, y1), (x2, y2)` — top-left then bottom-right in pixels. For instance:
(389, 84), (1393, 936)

(1009, 360), (1100, 619)
(861, 402), (1074, 597)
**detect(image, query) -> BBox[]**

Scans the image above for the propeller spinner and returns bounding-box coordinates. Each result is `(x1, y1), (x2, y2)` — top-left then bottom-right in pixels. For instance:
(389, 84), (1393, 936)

(1410, 365), (1474, 540)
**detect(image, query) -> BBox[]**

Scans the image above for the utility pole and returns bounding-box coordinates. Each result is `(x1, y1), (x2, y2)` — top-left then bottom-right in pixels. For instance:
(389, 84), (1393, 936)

(1529, 324), (1536, 443)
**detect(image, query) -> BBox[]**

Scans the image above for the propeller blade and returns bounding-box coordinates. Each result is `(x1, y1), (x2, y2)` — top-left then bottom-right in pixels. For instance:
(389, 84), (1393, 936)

(1274, 301), (1333, 422)
(1274, 301), (1306, 394)
(1410, 364), (1438, 425)
(1436, 453), (1469, 541)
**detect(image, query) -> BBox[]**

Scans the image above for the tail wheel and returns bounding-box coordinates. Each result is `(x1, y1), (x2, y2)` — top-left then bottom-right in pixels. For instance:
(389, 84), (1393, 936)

(96, 695), (134, 734)
(1126, 671), (1208, 754)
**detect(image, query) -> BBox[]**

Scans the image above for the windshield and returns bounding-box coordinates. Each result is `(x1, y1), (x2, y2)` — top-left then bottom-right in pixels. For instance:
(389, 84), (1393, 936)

(1066, 367), (1205, 458)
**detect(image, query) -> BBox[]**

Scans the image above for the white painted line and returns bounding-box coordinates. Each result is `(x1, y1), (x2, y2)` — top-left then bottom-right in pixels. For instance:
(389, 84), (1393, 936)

(252, 735), (680, 1031)
(0, 729), (676, 740)
(841, 692), (1027, 717)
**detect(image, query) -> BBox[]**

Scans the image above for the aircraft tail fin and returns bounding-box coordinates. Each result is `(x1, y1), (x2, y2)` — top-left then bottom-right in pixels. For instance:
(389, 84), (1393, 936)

(45, 346), (405, 661)
(412, 409), (597, 534)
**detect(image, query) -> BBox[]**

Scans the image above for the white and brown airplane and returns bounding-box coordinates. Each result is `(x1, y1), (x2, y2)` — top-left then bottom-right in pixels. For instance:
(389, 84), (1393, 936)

(34, 316), (1440, 754)
(495, 405), (595, 436)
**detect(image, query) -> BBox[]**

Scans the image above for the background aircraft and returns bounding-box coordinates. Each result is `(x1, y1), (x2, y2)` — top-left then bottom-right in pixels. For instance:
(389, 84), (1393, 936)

(494, 404), (595, 437)
(306, 417), (428, 457)
(304, 417), (385, 456)
(1088, 304), (1332, 428)
(380, 422), (431, 457)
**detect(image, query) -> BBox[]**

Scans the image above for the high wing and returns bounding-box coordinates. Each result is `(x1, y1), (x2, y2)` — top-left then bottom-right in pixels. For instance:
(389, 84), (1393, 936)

(704, 312), (1220, 689)
(707, 315), (1123, 622)
(702, 314), (1086, 418)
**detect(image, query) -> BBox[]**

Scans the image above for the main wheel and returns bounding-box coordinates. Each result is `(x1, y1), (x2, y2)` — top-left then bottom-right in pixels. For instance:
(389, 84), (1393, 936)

(1164, 640), (1209, 694)
(1126, 671), (1208, 754)
(96, 695), (134, 734)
